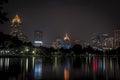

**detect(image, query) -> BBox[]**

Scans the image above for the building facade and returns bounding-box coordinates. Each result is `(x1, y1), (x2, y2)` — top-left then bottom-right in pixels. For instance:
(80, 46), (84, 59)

(113, 29), (120, 48)
(34, 31), (43, 47)
(63, 33), (71, 49)
(10, 14), (26, 42)
(52, 37), (63, 49)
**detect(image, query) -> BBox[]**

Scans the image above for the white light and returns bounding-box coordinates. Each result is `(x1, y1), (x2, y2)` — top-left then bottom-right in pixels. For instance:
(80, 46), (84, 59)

(5, 58), (9, 69)
(26, 48), (29, 52)
(0, 58), (3, 68)
(32, 51), (35, 54)
(26, 58), (28, 72)
(34, 41), (43, 44)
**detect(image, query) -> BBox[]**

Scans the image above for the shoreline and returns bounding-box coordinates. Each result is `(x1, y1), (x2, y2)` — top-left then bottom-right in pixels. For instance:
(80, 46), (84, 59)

(0, 54), (119, 58)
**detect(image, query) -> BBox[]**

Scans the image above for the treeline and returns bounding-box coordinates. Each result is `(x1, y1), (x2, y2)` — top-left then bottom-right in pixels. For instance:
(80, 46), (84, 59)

(42, 44), (120, 56)
(0, 32), (120, 56)
(0, 32), (32, 49)
(0, 0), (8, 24)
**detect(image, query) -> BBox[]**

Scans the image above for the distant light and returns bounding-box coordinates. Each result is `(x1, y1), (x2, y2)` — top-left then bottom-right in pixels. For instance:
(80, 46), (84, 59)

(102, 34), (108, 37)
(34, 41), (43, 44)
(12, 14), (21, 23)
(32, 51), (35, 54)
(26, 48), (29, 52)
(98, 48), (102, 51)
(25, 47), (29, 52)
(34, 63), (42, 79)
(64, 33), (70, 41)
(26, 58), (28, 72)
(21, 51), (23, 53)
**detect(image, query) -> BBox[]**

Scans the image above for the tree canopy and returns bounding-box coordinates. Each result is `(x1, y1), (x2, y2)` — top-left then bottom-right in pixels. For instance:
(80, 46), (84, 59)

(0, 0), (8, 24)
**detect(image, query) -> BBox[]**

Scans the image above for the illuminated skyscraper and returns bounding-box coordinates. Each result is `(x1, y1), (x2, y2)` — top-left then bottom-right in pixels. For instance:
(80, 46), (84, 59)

(10, 14), (26, 42)
(63, 33), (71, 49)
(105, 37), (114, 49)
(113, 29), (120, 48)
(52, 37), (64, 49)
(101, 34), (109, 50)
(34, 31), (43, 47)
(91, 33), (101, 49)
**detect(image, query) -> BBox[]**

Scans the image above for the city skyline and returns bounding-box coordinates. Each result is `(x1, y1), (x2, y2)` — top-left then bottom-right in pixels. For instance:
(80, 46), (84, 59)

(0, 0), (120, 44)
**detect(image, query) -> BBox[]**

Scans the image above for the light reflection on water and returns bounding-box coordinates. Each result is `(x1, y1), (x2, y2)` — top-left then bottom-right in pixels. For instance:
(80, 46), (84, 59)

(0, 56), (120, 80)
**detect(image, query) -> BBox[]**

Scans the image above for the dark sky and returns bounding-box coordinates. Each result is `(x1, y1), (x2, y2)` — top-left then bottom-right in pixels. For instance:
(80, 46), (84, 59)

(0, 0), (120, 44)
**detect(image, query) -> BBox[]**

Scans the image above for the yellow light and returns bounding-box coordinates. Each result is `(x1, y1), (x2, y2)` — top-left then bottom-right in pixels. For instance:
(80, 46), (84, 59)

(26, 49), (29, 52)
(24, 47), (29, 52)
(64, 67), (69, 80)
(64, 33), (70, 40)
(12, 14), (21, 23)
(26, 58), (28, 72)
(32, 51), (35, 54)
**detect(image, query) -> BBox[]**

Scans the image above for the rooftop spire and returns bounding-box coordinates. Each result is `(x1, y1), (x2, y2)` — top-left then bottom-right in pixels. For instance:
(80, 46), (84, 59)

(64, 33), (70, 40)
(12, 14), (21, 23)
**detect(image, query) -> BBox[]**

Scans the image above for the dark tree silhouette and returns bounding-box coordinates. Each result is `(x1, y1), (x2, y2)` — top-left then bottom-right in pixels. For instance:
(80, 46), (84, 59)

(0, 0), (8, 24)
(116, 47), (120, 55)
(72, 44), (82, 55)
(85, 45), (95, 53)
(0, 32), (23, 49)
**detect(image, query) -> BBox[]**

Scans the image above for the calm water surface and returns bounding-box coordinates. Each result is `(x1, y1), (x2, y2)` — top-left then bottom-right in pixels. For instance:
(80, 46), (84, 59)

(0, 56), (120, 80)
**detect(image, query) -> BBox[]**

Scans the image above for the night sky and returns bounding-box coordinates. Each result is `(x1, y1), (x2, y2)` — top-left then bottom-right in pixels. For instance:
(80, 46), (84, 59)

(0, 0), (120, 44)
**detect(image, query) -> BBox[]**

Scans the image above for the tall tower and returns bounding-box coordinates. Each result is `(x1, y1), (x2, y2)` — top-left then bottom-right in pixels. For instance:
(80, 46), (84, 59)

(101, 34), (109, 50)
(10, 14), (26, 42)
(91, 34), (101, 49)
(63, 33), (71, 49)
(34, 31), (43, 47)
(114, 29), (120, 48)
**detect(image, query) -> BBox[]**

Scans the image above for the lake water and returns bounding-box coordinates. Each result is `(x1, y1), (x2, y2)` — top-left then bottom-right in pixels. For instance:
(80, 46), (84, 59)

(0, 56), (120, 80)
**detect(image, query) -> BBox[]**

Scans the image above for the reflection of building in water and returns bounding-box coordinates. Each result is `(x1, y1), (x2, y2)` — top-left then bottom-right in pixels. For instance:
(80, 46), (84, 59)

(92, 57), (98, 72)
(64, 67), (69, 80)
(103, 57), (106, 71)
(64, 58), (70, 80)
(98, 58), (103, 69)
(26, 58), (28, 72)
(5, 58), (9, 69)
(34, 58), (42, 80)
(0, 57), (120, 80)
(32, 57), (35, 69)
(53, 56), (60, 74)
(110, 58), (113, 71)
(0, 58), (3, 69)
(0, 58), (9, 70)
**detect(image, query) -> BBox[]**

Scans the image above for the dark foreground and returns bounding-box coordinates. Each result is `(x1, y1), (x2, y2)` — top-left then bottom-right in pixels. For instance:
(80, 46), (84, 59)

(0, 55), (120, 80)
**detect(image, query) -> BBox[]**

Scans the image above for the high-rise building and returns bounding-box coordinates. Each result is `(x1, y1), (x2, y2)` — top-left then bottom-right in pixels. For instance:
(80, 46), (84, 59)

(91, 34), (101, 49)
(10, 14), (26, 42)
(63, 33), (71, 49)
(101, 34), (109, 50)
(113, 29), (120, 48)
(52, 37), (63, 49)
(105, 37), (114, 49)
(34, 31), (43, 47)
